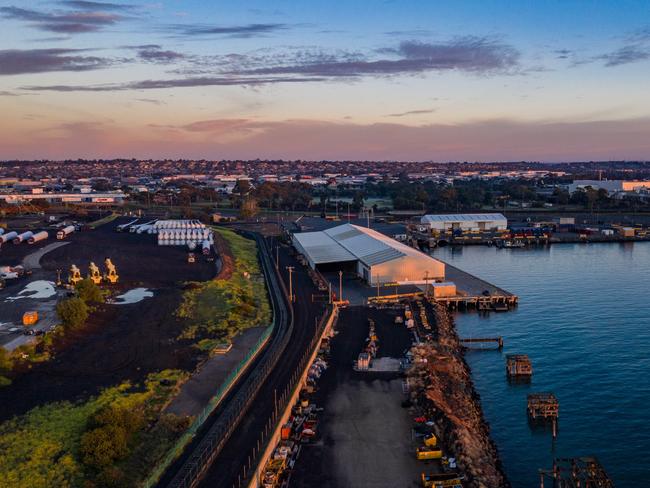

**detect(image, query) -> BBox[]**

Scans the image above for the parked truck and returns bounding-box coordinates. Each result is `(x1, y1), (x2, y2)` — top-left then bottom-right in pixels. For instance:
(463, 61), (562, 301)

(56, 225), (75, 240)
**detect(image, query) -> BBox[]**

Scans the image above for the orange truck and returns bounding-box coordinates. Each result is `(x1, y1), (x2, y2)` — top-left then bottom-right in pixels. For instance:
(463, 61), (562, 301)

(22, 311), (39, 326)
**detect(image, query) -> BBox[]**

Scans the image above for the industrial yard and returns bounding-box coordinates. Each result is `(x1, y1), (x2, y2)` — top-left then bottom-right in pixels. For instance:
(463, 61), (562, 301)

(0, 216), (218, 417)
(0, 213), (278, 487)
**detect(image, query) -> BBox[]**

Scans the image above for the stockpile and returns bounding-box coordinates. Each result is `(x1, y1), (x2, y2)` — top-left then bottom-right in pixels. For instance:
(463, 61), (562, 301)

(406, 303), (509, 488)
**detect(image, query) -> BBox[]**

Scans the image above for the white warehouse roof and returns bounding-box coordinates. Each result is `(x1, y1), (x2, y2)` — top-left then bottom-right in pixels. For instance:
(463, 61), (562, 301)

(421, 213), (507, 223)
(293, 223), (437, 268)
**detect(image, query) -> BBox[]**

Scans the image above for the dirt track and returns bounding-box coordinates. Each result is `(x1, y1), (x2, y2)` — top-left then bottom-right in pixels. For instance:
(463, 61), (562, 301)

(0, 217), (222, 422)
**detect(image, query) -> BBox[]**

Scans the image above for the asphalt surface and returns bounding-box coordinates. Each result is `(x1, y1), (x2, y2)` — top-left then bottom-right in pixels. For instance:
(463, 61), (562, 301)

(291, 306), (423, 488)
(196, 237), (324, 487)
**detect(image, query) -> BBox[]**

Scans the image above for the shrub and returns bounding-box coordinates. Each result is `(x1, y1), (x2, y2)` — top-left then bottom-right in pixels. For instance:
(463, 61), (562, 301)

(75, 279), (104, 304)
(80, 405), (143, 469)
(57, 298), (89, 330)
(80, 425), (128, 468)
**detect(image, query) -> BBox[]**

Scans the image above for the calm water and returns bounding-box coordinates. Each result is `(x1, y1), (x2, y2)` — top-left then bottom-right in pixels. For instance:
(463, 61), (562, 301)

(432, 243), (650, 488)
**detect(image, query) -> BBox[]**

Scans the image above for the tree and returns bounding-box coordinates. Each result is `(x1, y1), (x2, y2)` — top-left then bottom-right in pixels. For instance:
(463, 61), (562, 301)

(239, 197), (259, 219)
(75, 279), (104, 304)
(80, 405), (143, 469)
(0, 346), (12, 386)
(233, 179), (252, 196)
(57, 297), (89, 330)
(81, 425), (128, 468)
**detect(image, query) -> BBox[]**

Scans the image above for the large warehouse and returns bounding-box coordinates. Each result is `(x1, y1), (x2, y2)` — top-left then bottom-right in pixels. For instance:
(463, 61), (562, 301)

(420, 213), (507, 232)
(292, 223), (445, 286)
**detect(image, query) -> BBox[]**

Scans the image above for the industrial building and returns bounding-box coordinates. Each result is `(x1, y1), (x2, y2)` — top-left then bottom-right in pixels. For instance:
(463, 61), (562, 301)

(419, 213), (508, 232)
(292, 223), (445, 286)
(0, 191), (126, 204)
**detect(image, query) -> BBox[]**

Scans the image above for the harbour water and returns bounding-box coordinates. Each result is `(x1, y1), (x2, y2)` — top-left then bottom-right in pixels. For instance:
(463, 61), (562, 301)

(432, 243), (650, 488)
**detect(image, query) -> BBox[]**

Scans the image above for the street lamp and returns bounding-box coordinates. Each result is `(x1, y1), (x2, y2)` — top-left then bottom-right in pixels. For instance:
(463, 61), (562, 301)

(338, 270), (343, 303)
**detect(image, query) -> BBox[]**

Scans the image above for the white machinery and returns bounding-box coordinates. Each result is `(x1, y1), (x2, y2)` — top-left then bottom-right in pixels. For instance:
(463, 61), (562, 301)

(116, 219), (139, 232)
(202, 240), (211, 256)
(88, 262), (102, 285)
(103, 258), (119, 284)
(69, 264), (82, 285)
(13, 231), (33, 244)
(28, 231), (49, 244)
(56, 225), (75, 240)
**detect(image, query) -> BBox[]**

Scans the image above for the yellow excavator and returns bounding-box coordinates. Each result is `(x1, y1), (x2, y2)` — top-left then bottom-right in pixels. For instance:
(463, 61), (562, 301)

(88, 262), (102, 285)
(68, 264), (82, 285)
(103, 258), (119, 284)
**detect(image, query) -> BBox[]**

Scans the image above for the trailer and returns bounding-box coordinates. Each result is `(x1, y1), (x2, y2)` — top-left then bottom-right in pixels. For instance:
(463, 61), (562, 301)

(56, 225), (75, 240)
(13, 231), (34, 244)
(28, 231), (49, 244)
(0, 231), (18, 245)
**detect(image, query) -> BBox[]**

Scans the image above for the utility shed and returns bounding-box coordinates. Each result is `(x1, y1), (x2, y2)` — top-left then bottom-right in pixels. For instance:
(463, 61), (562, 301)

(292, 223), (445, 286)
(420, 213), (507, 232)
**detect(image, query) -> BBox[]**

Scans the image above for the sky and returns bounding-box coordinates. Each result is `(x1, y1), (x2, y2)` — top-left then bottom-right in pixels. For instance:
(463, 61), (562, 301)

(1, 0), (650, 162)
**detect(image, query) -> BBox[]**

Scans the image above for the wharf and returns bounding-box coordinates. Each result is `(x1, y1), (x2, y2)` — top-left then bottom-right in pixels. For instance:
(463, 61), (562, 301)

(437, 261), (518, 311)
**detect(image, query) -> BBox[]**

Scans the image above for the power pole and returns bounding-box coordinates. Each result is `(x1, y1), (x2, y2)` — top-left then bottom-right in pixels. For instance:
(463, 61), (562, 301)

(338, 270), (343, 302)
(286, 266), (294, 302)
(424, 270), (430, 298)
(275, 245), (279, 269)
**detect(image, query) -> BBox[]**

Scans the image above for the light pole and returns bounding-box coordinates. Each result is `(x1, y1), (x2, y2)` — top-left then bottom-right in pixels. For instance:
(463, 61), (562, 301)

(286, 266), (294, 302)
(424, 270), (430, 298)
(338, 270), (343, 303)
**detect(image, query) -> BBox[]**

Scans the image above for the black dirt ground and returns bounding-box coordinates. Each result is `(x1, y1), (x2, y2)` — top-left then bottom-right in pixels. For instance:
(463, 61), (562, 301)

(0, 217), (217, 421)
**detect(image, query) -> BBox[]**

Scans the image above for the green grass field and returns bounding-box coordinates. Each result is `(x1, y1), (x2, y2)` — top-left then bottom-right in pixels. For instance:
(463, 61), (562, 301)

(0, 369), (187, 488)
(177, 227), (271, 351)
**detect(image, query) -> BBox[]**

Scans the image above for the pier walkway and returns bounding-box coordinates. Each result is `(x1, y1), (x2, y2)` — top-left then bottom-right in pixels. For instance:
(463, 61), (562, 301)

(437, 260), (518, 311)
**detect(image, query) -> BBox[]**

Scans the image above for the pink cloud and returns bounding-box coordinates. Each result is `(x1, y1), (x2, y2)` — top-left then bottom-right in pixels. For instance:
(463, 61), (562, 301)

(2, 117), (650, 162)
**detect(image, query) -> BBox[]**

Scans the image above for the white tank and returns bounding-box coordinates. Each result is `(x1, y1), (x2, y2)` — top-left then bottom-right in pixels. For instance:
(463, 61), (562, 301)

(202, 240), (211, 255)
(0, 231), (18, 244)
(14, 231), (33, 244)
(28, 231), (49, 244)
(188, 241), (197, 251)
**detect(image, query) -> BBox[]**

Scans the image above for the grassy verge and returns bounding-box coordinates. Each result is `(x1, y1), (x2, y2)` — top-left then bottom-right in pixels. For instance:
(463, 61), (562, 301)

(0, 369), (189, 488)
(87, 212), (118, 229)
(177, 227), (271, 352)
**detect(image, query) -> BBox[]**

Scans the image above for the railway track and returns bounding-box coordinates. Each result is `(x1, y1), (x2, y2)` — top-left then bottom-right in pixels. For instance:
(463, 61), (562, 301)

(161, 232), (294, 488)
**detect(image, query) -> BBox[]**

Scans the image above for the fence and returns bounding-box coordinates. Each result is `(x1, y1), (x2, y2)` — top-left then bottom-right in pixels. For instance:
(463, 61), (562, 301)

(143, 325), (274, 488)
(162, 233), (293, 488)
(243, 304), (339, 488)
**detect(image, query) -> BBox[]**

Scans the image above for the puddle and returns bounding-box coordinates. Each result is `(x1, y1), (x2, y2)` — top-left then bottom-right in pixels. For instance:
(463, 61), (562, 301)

(5, 280), (56, 301)
(112, 288), (154, 305)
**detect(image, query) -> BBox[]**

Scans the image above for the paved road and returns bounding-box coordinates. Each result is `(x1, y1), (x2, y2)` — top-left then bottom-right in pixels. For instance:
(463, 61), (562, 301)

(22, 241), (69, 269)
(166, 327), (267, 418)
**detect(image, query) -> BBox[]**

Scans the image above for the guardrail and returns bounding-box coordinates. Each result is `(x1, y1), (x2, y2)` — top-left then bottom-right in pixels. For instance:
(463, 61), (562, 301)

(163, 232), (293, 488)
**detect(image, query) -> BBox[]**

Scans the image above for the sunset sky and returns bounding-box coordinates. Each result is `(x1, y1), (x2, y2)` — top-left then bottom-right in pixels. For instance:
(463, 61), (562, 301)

(1, 0), (650, 161)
